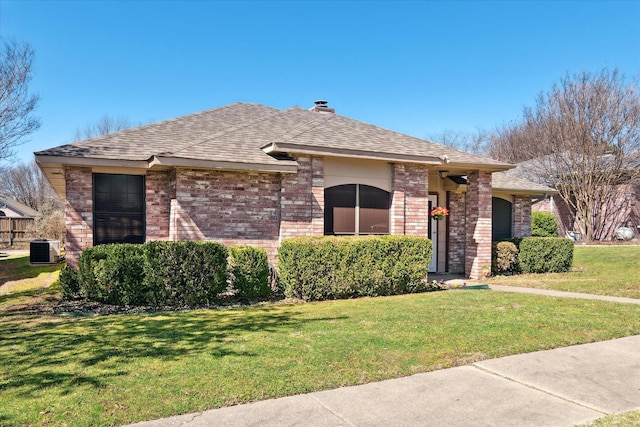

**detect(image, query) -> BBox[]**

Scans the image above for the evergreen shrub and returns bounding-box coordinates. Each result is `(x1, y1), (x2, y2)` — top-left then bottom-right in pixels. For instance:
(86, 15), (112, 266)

(278, 235), (432, 301)
(518, 237), (574, 273)
(228, 245), (270, 299)
(532, 211), (558, 237)
(143, 241), (228, 306)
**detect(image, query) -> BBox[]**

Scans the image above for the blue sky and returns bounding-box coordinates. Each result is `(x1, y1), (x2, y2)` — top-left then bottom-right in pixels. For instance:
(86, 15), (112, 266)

(1, 0), (639, 165)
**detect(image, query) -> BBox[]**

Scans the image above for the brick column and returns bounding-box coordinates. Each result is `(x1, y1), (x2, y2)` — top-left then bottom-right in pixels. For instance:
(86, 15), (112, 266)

(465, 171), (492, 278)
(447, 191), (466, 273)
(404, 164), (429, 236)
(391, 163), (429, 236)
(64, 167), (93, 268)
(146, 170), (174, 241)
(512, 196), (532, 237)
(311, 157), (324, 235)
(279, 156), (317, 241)
(390, 164), (406, 234)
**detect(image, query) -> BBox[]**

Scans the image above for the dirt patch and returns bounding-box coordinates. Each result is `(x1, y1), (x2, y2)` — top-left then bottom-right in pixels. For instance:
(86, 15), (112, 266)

(3, 294), (303, 317)
(0, 273), (57, 295)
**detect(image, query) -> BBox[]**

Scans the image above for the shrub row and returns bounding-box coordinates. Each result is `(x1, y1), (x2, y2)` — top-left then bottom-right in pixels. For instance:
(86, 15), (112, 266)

(60, 242), (270, 306)
(278, 235), (433, 301)
(492, 237), (574, 275)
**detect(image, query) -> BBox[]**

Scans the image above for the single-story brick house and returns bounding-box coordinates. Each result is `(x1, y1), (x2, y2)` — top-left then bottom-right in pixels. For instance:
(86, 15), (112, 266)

(35, 101), (554, 278)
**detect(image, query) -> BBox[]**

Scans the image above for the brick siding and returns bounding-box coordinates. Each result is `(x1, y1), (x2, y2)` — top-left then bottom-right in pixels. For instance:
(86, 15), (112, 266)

(279, 156), (324, 241)
(465, 171), (492, 278)
(390, 163), (429, 237)
(390, 164), (406, 234)
(447, 191), (466, 273)
(64, 167), (93, 268)
(169, 168), (281, 259)
(146, 170), (174, 240)
(512, 196), (532, 238)
(63, 160), (531, 277)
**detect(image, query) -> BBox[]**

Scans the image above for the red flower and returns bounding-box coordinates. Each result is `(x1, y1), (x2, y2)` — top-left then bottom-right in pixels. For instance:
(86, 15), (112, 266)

(430, 206), (449, 218)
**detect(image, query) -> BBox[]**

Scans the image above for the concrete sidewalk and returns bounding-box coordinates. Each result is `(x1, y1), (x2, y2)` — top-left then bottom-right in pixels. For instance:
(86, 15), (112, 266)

(130, 335), (640, 427)
(489, 284), (640, 305)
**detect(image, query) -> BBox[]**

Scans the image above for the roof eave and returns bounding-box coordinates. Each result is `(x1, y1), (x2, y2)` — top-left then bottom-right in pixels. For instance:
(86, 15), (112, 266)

(493, 187), (559, 196)
(35, 154), (151, 169)
(148, 156), (298, 173)
(262, 142), (443, 165)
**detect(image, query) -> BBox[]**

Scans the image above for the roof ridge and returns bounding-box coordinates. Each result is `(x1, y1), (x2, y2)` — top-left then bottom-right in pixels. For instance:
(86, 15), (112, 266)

(63, 103), (267, 146)
(266, 108), (333, 144)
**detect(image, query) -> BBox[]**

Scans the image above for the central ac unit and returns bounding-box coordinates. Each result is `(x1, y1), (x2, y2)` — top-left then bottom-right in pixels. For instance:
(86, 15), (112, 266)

(30, 239), (61, 264)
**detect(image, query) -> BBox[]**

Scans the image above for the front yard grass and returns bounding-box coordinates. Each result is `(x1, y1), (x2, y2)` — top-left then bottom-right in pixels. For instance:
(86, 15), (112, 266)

(1, 284), (640, 426)
(2, 248), (640, 426)
(487, 245), (640, 299)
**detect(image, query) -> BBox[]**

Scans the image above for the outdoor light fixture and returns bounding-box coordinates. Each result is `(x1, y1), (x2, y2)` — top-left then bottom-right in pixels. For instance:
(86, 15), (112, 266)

(438, 170), (449, 179)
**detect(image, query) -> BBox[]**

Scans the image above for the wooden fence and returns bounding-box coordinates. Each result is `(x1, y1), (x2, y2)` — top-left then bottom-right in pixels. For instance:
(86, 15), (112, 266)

(0, 217), (35, 245)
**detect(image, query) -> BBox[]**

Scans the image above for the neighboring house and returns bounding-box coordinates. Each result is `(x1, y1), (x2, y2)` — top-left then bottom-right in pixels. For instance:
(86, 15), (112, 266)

(532, 182), (640, 240)
(35, 101), (554, 278)
(0, 193), (38, 245)
(0, 193), (38, 218)
(514, 156), (640, 241)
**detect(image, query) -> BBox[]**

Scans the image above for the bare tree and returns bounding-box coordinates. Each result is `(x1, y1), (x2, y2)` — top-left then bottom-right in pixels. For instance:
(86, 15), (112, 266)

(0, 160), (61, 211)
(428, 129), (490, 155)
(72, 115), (133, 141)
(0, 39), (40, 162)
(1, 160), (65, 241)
(489, 68), (640, 241)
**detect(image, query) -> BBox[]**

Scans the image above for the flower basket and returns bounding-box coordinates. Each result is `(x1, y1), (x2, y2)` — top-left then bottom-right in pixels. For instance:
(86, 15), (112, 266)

(430, 206), (449, 221)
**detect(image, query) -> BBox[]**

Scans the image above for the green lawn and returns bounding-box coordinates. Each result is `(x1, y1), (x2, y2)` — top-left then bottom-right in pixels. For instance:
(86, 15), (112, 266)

(1, 248), (640, 426)
(579, 409), (640, 427)
(487, 245), (640, 299)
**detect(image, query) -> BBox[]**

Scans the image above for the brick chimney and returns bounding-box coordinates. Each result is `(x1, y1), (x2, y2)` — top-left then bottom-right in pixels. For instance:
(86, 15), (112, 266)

(309, 100), (335, 113)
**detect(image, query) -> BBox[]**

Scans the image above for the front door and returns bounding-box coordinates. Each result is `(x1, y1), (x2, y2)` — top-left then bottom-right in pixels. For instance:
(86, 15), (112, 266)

(428, 195), (438, 272)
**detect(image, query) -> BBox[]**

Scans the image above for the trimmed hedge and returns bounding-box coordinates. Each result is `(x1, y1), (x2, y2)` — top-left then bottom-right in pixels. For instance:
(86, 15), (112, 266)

(532, 211), (558, 237)
(228, 245), (270, 299)
(518, 237), (574, 273)
(278, 235), (433, 301)
(61, 241), (229, 307)
(59, 266), (80, 300)
(143, 241), (228, 306)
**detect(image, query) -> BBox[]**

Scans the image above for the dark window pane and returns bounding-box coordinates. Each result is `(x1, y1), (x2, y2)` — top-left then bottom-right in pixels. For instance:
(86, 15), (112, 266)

(324, 185), (356, 234)
(359, 185), (390, 209)
(93, 173), (145, 245)
(492, 197), (512, 241)
(359, 185), (390, 234)
(333, 207), (356, 234)
(359, 208), (389, 234)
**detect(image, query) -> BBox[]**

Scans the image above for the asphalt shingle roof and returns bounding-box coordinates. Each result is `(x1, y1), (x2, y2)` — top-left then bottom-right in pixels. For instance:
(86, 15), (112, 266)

(36, 102), (513, 170)
(492, 171), (558, 195)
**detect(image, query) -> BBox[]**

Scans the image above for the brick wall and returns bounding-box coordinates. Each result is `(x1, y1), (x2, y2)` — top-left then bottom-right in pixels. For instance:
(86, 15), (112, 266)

(465, 171), (492, 278)
(512, 195), (532, 238)
(447, 191), (466, 273)
(390, 164), (406, 234)
(311, 157), (325, 235)
(169, 169), (281, 259)
(64, 167), (93, 268)
(146, 170), (174, 241)
(404, 164), (429, 236)
(279, 156), (324, 241)
(390, 163), (429, 237)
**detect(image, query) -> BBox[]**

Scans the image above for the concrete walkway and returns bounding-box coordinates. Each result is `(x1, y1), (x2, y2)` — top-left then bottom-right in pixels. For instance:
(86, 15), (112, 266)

(129, 284), (640, 427)
(489, 284), (640, 305)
